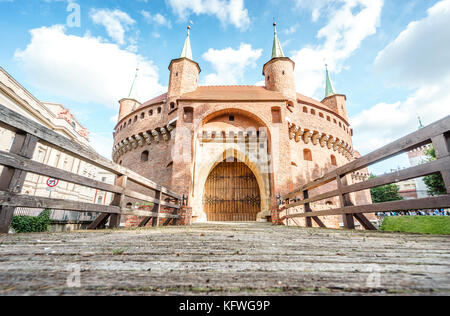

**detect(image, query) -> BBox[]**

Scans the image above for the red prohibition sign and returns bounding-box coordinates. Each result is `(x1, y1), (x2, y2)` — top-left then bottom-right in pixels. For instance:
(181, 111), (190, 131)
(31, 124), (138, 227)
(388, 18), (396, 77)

(46, 178), (59, 188)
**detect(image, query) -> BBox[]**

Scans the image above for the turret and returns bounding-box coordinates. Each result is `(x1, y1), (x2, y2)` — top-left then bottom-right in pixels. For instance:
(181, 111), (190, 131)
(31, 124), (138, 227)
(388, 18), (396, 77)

(321, 65), (348, 121)
(263, 22), (296, 101)
(118, 68), (141, 122)
(168, 26), (201, 99)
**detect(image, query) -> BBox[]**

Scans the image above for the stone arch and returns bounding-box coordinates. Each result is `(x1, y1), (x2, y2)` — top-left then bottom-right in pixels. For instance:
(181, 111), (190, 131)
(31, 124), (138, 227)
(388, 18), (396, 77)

(193, 145), (271, 223)
(191, 107), (274, 222)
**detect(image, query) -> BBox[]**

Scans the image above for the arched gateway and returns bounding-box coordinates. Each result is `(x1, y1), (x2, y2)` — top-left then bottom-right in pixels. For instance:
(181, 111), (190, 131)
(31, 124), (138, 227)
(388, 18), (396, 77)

(203, 158), (261, 221)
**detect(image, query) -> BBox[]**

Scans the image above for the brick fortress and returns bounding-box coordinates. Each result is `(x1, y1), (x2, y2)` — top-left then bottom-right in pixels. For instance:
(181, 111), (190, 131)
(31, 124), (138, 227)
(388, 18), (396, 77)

(112, 24), (374, 228)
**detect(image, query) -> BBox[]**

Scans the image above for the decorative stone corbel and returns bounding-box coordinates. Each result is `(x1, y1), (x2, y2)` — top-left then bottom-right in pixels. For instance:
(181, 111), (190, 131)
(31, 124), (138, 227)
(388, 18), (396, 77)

(142, 132), (153, 145)
(311, 132), (321, 146)
(160, 127), (170, 141)
(294, 127), (304, 143)
(135, 134), (145, 147)
(327, 136), (335, 150)
(151, 130), (161, 143)
(303, 130), (312, 144)
(320, 134), (329, 148)
(130, 136), (138, 149)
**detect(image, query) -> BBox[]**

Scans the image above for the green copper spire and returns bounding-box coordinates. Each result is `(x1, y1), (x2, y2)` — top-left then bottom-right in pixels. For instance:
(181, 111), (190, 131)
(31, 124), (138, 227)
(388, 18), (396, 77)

(271, 22), (285, 59)
(325, 65), (337, 98)
(128, 67), (139, 99)
(418, 116), (424, 129)
(180, 26), (193, 60)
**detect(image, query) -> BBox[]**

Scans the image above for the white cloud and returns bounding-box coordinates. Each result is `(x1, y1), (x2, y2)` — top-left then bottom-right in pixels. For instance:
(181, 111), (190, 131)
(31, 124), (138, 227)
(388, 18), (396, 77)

(89, 132), (114, 159)
(202, 43), (262, 85)
(167, 0), (250, 30)
(90, 9), (135, 45)
(374, 0), (450, 88)
(352, 0), (450, 155)
(14, 25), (165, 109)
(141, 10), (172, 28)
(291, 0), (383, 99)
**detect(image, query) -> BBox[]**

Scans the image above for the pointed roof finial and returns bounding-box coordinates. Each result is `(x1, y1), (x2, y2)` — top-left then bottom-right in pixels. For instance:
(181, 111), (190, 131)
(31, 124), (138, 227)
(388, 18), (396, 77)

(272, 21), (285, 59)
(180, 25), (193, 60)
(325, 64), (337, 98)
(128, 67), (139, 99)
(418, 116), (424, 129)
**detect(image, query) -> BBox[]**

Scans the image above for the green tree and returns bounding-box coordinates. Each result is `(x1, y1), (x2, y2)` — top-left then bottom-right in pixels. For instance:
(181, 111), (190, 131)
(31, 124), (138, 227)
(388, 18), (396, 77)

(423, 147), (446, 196)
(369, 175), (404, 203)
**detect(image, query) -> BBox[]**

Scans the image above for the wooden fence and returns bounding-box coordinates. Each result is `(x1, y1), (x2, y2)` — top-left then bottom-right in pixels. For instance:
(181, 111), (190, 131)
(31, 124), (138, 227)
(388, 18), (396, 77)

(0, 104), (183, 233)
(280, 115), (450, 230)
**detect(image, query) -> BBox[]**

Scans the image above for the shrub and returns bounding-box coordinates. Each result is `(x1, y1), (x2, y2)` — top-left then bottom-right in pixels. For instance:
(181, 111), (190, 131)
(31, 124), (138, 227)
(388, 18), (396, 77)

(11, 209), (51, 233)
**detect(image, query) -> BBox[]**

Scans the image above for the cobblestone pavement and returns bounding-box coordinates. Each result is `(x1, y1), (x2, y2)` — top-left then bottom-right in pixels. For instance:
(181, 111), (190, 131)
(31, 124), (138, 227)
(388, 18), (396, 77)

(0, 222), (449, 295)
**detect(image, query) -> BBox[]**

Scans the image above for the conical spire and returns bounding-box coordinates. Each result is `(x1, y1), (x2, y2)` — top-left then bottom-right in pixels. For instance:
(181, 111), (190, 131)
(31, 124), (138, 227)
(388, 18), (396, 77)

(418, 116), (424, 129)
(128, 67), (139, 99)
(325, 65), (336, 98)
(272, 22), (285, 59)
(180, 26), (193, 60)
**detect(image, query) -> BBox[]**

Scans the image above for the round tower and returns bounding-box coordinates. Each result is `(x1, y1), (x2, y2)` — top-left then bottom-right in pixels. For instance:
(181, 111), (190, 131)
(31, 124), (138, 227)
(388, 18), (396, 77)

(168, 26), (201, 100)
(263, 23), (296, 101)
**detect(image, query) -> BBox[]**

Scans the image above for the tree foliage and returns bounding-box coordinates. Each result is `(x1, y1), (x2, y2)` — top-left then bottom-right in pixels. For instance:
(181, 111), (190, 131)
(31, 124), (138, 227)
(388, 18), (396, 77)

(423, 147), (446, 196)
(369, 175), (404, 203)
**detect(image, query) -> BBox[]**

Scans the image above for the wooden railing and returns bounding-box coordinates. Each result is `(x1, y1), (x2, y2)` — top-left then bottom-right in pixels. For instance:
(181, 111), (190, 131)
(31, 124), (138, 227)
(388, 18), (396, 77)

(280, 115), (450, 230)
(0, 104), (183, 233)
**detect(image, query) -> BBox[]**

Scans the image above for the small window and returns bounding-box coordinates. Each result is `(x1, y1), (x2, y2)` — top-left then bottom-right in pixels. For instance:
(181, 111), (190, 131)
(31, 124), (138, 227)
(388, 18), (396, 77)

(311, 109), (316, 115)
(170, 102), (175, 110)
(303, 106), (308, 113)
(141, 150), (149, 162)
(119, 160), (123, 165)
(157, 107), (162, 114)
(331, 155), (337, 166)
(128, 119), (132, 125)
(339, 122), (342, 127)
(319, 113), (324, 118)
(229, 115), (235, 122)
(333, 119), (337, 124)
(267, 76), (270, 81)
(327, 116), (331, 121)
(175, 72), (179, 77)
(271, 107), (282, 123)
(282, 71), (285, 75)
(141, 112), (145, 119)
(134, 116), (138, 122)
(303, 149), (312, 161)
(184, 107), (193, 123)
(149, 110), (153, 116)
(123, 122), (127, 128)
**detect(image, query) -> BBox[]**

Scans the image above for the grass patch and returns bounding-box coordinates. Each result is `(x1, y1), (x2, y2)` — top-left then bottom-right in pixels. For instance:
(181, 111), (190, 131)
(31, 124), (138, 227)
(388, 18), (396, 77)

(380, 216), (450, 235)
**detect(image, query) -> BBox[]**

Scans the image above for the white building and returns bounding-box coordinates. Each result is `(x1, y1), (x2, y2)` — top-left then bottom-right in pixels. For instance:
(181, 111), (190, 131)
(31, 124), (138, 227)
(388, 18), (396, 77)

(0, 66), (115, 223)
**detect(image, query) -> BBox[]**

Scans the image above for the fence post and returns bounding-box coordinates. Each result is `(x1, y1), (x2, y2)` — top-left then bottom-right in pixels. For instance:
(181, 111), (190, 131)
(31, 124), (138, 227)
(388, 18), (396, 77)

(337, 175), (355, 229)
(303, 190), (312, 228)
(432, 133), (450, 194)
(0, 133), (38, 233)
(109, 175), (127, 228)
(152, 190), (162, 227)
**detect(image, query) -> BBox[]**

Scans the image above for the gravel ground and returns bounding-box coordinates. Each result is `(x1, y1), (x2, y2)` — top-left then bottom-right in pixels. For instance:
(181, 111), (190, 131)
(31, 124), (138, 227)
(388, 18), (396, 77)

(0, 222), (449, 296)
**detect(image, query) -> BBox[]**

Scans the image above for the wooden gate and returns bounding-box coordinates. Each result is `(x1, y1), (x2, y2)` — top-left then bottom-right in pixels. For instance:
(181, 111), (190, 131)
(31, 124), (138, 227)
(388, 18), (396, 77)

(203, 160), (261, 221)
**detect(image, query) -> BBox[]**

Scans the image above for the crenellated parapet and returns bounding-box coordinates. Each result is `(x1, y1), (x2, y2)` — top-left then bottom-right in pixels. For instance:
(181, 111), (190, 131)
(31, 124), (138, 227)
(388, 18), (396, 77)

(288, 122), (354, 160)
(112, 122), (176, 163)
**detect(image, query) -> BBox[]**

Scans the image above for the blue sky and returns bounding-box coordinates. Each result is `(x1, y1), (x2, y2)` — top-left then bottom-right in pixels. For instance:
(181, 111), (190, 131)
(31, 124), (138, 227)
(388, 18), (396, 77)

(1, 0), (449, 174)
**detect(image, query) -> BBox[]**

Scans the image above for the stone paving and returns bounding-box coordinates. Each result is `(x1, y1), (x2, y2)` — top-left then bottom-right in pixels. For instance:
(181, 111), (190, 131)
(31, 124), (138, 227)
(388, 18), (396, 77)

(0, 222), (449, 295)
